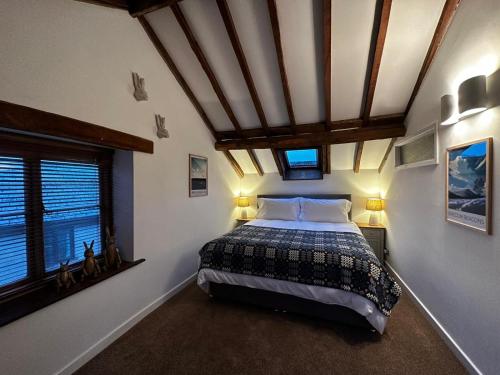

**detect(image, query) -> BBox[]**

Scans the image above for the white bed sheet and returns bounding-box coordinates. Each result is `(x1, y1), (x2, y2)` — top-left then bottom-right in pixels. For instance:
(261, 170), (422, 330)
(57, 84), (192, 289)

(197, 219), (388, 333)
(244, 218), (362, 235)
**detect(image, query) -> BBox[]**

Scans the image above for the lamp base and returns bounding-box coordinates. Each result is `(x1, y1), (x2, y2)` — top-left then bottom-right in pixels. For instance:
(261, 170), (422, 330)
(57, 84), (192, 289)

(240, 208), (247, 220)
(369, 212), (379, 226)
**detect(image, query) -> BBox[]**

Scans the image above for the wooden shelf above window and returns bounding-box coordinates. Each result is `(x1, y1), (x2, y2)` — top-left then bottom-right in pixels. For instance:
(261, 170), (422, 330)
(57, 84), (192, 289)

(0, 100), (154, 154)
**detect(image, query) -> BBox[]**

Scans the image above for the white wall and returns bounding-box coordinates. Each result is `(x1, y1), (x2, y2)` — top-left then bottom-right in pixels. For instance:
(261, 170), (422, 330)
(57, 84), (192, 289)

(241, 171), (381, 222)
(380, 0), (500, 373)
(0, 1), (240, 374)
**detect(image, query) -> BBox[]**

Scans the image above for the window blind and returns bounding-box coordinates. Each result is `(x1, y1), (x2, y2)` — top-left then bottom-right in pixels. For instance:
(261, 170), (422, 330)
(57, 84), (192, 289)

(0, 133), (113, 293)
(41, 160), (102, 271)
(0, 157), (28, 287)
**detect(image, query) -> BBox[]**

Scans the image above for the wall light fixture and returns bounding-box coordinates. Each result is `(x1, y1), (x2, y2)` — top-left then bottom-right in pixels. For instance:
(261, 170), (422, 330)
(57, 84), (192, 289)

(458, 75), (487, 119)
(440, 94), (459, 125)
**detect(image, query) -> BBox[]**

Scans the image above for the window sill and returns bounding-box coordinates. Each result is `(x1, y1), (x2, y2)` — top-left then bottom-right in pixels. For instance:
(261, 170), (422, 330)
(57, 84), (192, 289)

(0, 259), (145, 327)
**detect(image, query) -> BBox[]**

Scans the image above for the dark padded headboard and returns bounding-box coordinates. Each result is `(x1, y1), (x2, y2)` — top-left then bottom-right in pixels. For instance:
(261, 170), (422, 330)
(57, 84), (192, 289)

(257, 194), (352, 220)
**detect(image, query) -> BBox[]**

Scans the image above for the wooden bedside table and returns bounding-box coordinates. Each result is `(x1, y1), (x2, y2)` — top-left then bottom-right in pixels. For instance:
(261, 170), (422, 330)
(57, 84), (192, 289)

(235, 218), (254, 228)
(356, 223), (386, 263)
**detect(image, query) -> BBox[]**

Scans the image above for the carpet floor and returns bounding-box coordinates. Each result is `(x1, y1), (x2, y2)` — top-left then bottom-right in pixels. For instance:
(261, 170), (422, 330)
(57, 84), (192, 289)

(76, 283), (466, 375)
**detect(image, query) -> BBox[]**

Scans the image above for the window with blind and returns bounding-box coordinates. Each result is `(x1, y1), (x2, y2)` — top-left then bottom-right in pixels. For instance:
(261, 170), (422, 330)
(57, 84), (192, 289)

(0, 133), (112, 293)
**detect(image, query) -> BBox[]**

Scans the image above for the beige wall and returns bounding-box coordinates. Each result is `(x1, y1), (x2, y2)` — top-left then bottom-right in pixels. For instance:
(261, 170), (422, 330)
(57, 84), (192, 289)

(0, 1), (240, 374)
(241, 170), (382, 223)
(381, 0), (500, 373)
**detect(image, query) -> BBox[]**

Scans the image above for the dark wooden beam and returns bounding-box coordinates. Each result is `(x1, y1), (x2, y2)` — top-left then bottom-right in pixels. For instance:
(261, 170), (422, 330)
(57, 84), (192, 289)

(139, 16), (248, 178)
(223, 151), (244, 178)
(172, 3), (244, 135)
(323, 0), (332, 130)
(171, 4), (260, 175)
(215, 123), (406, 151)
(353, 141), (364, 173)
(247, 149), (264, 176)
(217, 0), (269, 133)
(267, 0), (296, 128)
(404, 0), (461, 116)
(361, 0), (392, 122)
(0, 100), (153, 153)
(217, 113), (405, 140)
(129, 0), (182, 17)
(378, 137), (397, 173)
(138, 16), (219, 140)
(355, 0), (392, 174)
(271, 148), (284, 176)
(322, 145), (331, 174)
(75, 0), (128, 10)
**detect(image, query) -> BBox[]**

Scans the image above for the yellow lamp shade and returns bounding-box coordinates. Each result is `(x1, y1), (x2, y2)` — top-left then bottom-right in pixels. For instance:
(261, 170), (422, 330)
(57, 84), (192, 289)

(366, 198), (384, 211)
(237, 196), (250, 207)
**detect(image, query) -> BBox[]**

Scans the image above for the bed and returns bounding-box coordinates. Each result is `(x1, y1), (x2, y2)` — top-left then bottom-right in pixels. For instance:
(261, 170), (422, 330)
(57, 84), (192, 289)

(197, 194), (401, 333)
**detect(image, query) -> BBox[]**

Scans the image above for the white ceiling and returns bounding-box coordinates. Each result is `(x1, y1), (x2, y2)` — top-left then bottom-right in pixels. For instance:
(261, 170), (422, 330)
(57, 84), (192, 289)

(370, 0), (446, 116)
(146, 0), (445, 173)
(331, 0), (376, 121)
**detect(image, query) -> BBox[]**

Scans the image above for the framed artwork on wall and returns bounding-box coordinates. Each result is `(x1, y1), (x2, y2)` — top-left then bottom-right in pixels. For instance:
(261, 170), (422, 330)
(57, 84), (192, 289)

(446, 138), (493, 234)
(189, 154), (208, 197)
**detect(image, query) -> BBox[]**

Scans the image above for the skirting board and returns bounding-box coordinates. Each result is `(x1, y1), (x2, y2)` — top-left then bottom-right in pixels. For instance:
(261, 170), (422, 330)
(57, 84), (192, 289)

(386, 262), (482, 375)
(55, 272), (197, 375)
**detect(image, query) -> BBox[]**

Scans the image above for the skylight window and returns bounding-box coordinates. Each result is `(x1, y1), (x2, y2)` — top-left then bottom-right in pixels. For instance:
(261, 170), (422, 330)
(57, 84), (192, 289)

(285, 149), (318, 168)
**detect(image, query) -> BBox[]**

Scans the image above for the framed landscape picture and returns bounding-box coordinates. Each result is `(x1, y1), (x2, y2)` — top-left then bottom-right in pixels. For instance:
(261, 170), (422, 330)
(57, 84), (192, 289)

(446, 138), (492, 234)
(189, 154), (208, 197)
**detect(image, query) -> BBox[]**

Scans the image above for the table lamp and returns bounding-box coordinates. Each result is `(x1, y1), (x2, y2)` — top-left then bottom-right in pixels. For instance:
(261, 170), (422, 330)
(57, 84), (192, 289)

(366, 198), (384, 226)
(237, 196), (250, 219)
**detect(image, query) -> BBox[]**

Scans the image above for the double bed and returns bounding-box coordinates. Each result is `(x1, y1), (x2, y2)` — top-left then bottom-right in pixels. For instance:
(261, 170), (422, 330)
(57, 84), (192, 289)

(197, 194), (401, 334)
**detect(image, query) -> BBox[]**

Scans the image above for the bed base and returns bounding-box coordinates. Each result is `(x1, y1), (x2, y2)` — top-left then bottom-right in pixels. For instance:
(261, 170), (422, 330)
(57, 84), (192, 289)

(209, 282), (374, 332)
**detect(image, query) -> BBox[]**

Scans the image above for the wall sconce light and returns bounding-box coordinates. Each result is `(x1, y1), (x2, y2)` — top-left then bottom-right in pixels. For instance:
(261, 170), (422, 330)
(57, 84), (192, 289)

(458, 75), (487, 119)
(440, 94), (458, 126)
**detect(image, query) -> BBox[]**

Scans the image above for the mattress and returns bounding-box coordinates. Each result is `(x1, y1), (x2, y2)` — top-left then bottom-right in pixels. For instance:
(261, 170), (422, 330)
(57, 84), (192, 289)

(198, 219), (398, 333)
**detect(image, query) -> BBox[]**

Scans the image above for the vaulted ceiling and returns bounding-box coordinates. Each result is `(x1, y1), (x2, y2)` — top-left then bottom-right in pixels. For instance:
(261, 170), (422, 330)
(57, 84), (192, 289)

(82, 0), (461, 176)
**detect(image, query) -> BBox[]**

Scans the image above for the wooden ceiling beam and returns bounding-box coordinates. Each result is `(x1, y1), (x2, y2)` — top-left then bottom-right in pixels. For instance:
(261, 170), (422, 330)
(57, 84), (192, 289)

(139, 17), (245, 177)
(217, 0), (269, 133)
(171, 3), (253, 177)
(355, 0), (392, 172)
(138, 16), (219, 140)
(271, 149), (284, 176)
(322, 145), (331, 174)
(215, 123), (406, 151)
(378, 137), (396, 173)
(361, 0), (392, 123)
(247, 149), (264, 176)
(75, 0), (128, 10)
(217, 113), (404, 140)
(323, 0), (332, 131)
(172, 3), (244, 135)
(216, 0), (267, 176)
(353, 141), (364, 173)
(129, 0), (183, 17)
(404, 0), (461, 116)
(267, 0), (296, 128)
(223, 151), (244, 178)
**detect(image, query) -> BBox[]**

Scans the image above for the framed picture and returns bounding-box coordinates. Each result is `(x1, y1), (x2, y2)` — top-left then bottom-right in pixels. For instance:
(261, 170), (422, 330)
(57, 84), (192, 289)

(189, 154), (208, 197)
(446, 138), (493, 234)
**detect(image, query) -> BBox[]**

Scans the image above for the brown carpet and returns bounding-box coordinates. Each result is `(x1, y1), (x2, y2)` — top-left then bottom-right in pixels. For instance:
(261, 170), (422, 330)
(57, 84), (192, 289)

(76, 283), (466, 375)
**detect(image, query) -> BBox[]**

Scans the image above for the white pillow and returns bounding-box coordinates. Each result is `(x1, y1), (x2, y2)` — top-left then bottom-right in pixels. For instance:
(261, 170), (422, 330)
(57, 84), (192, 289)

(300, 198), (351, 223)
(256, 198), (300, 221)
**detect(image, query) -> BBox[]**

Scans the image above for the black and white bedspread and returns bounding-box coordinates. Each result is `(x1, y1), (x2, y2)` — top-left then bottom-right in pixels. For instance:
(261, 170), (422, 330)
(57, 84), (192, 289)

(199, 225), (401, 316)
